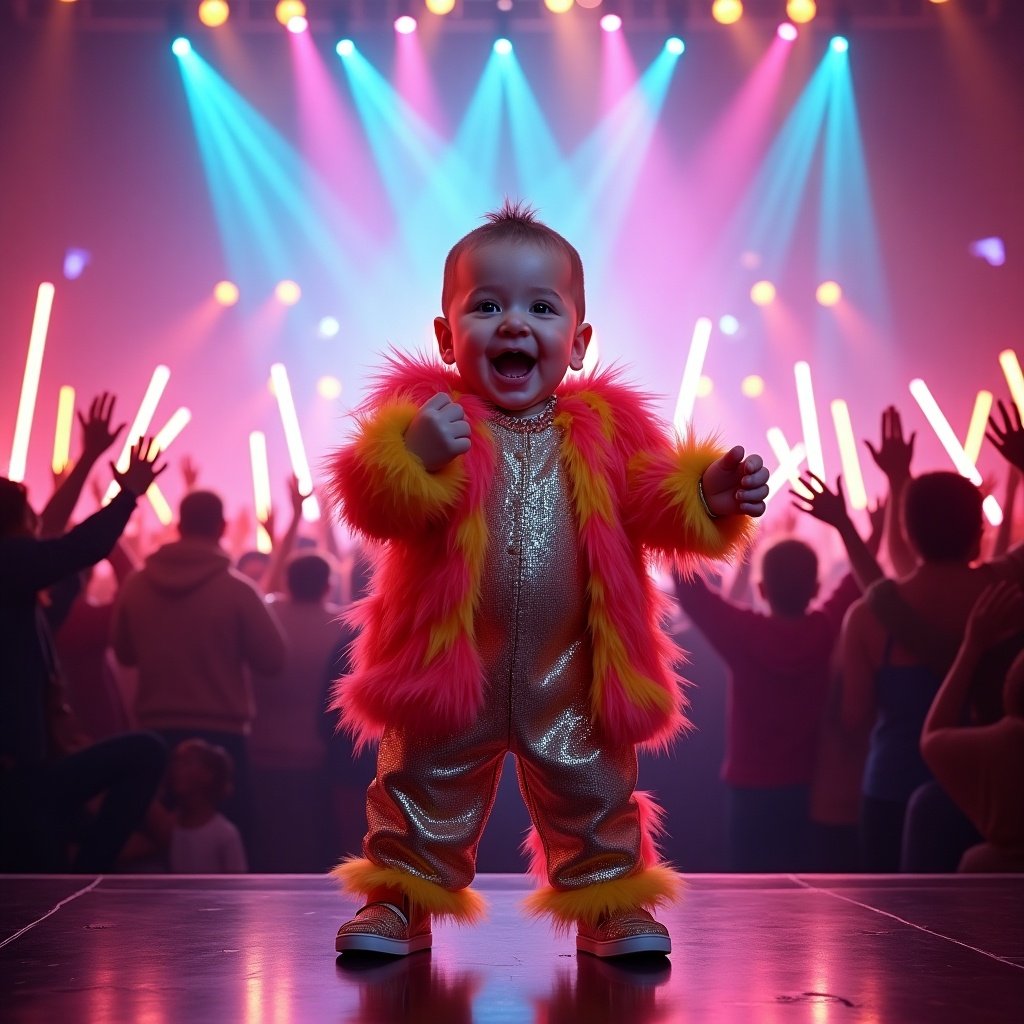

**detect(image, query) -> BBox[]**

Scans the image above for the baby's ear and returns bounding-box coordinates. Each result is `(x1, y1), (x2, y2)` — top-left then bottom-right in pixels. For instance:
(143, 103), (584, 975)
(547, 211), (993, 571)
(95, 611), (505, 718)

(570, 322), (593, 371)
(434, 316), (456, 365)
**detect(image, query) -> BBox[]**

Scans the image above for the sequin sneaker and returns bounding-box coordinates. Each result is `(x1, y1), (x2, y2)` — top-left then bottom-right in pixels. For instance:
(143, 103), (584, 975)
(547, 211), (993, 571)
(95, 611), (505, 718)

(335, 901), (432, 956)
(576, 908), (671, 958)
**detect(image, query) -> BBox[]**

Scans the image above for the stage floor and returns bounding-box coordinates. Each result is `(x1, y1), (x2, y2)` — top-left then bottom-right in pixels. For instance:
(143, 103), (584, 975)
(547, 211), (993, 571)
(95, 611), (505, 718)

(1, 873), (1022, 1023)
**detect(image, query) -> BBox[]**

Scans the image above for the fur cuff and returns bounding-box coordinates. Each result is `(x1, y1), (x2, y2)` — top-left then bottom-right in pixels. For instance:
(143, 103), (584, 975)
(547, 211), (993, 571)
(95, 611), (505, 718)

(331, 856), (487, 923)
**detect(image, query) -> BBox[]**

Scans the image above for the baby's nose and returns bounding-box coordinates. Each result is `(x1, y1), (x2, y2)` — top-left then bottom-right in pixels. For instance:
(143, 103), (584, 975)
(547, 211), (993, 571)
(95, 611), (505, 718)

(499, 311), (529, 334)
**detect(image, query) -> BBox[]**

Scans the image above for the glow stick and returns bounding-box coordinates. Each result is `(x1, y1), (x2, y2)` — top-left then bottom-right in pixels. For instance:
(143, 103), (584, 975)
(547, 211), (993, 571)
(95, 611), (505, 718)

(9, 282), (56, 481)
(146, 483), (174, 526)
(766, 427), (807, 495)
(830, 399), (868, 510)
(51, 385), (76, 475)
(249, 430), (273, 553)
(104, 364), (171, 503)
(794, 361), (825, 479)
(998, 350), (1024, 418)
(673, 317), (713, 433)
(962, 390), (993, 466)
(270, 363), (320, 521)
(765, 439), (807, 506)
(909, 378), (1002, 526)
(152, 407), (192, 453)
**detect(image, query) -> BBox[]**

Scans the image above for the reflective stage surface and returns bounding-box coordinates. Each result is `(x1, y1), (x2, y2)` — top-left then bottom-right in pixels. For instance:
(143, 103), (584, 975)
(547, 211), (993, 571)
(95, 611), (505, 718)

(2, 874), (1022, 1022)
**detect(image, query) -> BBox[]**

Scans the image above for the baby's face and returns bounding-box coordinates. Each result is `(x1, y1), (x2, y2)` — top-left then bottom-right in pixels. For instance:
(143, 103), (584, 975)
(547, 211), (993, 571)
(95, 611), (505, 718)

(435, 239), (591, 417)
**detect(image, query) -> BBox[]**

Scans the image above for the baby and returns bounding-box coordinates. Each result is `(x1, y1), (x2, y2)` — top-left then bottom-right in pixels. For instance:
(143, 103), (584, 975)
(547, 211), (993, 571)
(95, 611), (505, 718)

(328, 200), (768, 958)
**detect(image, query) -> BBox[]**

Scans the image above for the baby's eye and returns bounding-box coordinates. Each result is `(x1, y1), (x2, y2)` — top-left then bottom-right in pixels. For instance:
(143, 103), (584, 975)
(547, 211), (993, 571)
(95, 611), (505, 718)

(531, 302), (555, 314)
(476, 300), (500, 313)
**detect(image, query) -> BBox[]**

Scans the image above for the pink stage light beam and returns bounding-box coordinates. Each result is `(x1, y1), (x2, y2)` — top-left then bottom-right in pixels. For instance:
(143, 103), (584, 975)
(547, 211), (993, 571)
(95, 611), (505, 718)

(794, 361), (825, 479)
(270, 363), (320, 521)
(51, 385), (76, 476)
(104, 365), (171, 503)
(249, 430), (273, 554)
(909, 378), (1003, 526)
(674, 318), (713, 433)
(963, 390), (993, 466)
(830, 399), (868, 510)
(9, 282), (56, 481)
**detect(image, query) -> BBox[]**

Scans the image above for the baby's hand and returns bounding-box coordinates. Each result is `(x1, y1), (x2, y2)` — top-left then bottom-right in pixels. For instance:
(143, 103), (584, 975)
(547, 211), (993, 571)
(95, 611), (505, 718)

(700, 446), (769, 518)
(404, 393), (472, 472)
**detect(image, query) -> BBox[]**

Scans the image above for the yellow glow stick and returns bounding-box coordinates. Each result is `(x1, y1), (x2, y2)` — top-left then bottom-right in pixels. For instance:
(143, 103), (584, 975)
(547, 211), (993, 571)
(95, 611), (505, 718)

(249, 430), (273, 553)
(998, 350), (1024, 418)
(104, 365), (171, 503)
(146, 483), (173, 526)
(270, 363), (319, 521)
(830, 399), (868, 510)
(51, 385), (76, 475)
(674, 317), (713, 433)
(794, 361), (825, 479)
(909, 378), (1002, 526)
(962, 390), (993, 466)
(152, 407), (192, 453)
(9, 282), (56, 481)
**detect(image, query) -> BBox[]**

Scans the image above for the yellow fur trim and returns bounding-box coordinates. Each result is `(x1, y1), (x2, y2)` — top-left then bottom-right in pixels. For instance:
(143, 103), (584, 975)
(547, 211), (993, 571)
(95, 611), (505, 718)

(523, 865), (683, 931)
(578, 392), (615, 441)
(424, 507), (488, 662)
(554, 410), (613, 526)
(588, 577), (674, 716)
(331, 857), (487, 923)
(358, 399), (466, 512)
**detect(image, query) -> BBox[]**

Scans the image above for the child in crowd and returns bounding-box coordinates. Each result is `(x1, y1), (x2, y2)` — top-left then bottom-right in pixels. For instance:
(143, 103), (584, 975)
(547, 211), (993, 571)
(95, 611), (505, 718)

(167, 739), (247, 873)
(327, 200), (768, 959)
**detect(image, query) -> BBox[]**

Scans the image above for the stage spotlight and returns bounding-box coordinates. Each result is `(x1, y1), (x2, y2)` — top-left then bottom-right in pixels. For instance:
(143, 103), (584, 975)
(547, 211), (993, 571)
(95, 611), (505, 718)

(544, 0), (575, 12)
(830, 35), (849, 53)
(63, 248), (90, 281)
(576, 0), (604, 8)
(816, 280), (842, 306)
(336, 39), (354, 57)
(494, 37), (513, 55)
(197, 1), (229, 28)
(665, 36), (685, 55)
(318, 316), (340, 337)
(600, 13), (622, 32)
(969, 237), (1005, 267)
(317, 376), (343, 400)
(750, 281), (776, 306)
(497, 0), (513, 10)
(274, 1), (305, 27)
(395, 14), (417, 33)
(711, 0), (743, 26)
(777, 22), (798, 41)
(214, 281), (239, 306)
(696, 375), (714, 399)
(287, 14), (308, 33)
(275, 280), (301, 305)
(171, 36), (192, 56)
(741, 375), (765, 399)
(719, 314), (739, 336)
(425, 0), (456, 13)
(785, 0), (816, 24)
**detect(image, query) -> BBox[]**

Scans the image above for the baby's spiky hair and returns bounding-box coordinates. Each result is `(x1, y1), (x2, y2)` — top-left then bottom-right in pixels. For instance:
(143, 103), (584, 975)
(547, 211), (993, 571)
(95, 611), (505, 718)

(440, 198), (586, 321)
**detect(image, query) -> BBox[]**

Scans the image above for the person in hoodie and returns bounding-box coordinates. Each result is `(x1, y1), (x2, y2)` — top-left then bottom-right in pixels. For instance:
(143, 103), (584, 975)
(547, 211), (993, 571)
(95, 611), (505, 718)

(111, 489), (286, 849)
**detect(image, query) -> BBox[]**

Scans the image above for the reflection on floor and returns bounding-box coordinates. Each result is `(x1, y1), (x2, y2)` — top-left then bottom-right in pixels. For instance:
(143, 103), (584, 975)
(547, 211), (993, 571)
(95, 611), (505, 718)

(2, 874), (1022, 1022)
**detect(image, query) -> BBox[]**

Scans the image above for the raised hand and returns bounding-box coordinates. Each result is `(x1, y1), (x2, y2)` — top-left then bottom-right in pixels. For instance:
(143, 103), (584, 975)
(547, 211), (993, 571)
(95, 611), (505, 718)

(987, 399), (1024, 473)
(790, 472), (851, 530)
(288, 473), (312, 516)
(865, 405), (914, 483)
(78, 392), (126, 462)
(404, 393), (471, 473)
(181, 454), (200, 492)
(112, 437), (166, 496)
(700, 446), (769, 518)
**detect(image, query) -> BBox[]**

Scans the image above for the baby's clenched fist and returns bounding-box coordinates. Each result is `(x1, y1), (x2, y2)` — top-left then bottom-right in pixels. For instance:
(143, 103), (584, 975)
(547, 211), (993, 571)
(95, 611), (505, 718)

(404, 393), (472, 472)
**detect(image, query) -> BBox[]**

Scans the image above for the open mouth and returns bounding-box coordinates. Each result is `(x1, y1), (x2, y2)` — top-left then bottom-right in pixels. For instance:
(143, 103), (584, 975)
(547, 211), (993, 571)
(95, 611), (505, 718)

(491, 351), (537, 379)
